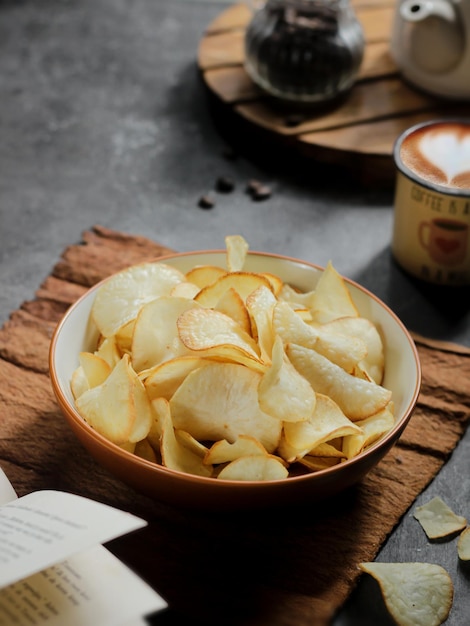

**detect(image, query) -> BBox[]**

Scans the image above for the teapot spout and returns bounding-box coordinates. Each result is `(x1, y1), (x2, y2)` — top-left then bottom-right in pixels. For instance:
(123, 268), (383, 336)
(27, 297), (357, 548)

(400, 0), (457, 22)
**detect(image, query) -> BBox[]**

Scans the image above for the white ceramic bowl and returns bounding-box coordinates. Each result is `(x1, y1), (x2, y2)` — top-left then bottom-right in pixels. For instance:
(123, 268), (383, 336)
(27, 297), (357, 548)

(49, 251), (421, 510)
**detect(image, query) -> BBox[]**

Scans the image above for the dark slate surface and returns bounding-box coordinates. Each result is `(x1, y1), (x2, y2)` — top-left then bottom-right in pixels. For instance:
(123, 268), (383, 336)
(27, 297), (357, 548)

(0, 1), (469, 624)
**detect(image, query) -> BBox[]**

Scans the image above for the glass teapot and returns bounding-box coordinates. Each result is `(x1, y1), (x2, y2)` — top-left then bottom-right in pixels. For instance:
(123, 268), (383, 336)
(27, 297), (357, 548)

(244, 0), (365, 105)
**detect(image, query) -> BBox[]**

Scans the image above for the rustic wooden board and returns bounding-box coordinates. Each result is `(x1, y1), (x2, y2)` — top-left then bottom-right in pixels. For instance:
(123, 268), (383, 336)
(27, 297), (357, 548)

(2, 225), (470, 624)
(198, 2), (467, 184)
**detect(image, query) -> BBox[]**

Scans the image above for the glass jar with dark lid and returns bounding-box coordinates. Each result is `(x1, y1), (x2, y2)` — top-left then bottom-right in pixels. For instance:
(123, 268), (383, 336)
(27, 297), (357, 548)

(244, 0), (365, 104)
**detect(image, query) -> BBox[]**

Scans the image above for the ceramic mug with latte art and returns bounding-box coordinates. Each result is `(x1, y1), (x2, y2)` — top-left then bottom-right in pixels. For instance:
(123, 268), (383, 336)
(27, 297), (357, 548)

(392, 119), (470, 286)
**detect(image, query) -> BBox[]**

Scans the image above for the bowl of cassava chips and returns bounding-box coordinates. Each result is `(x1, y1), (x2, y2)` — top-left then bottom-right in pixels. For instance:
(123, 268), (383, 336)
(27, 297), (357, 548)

(49, 236), (421, 509)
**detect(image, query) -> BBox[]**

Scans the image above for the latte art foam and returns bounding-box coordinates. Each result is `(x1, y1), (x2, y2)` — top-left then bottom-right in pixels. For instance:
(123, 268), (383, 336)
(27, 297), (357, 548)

(400, 122), (470, 190)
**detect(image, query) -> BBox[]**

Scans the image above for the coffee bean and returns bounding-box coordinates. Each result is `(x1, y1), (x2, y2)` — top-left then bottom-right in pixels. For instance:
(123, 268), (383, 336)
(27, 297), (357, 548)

(246, 179), (263, 195)
(198, 194), (215, 209)
(215, 176), (235, 193)
(252, 184), (272, 201)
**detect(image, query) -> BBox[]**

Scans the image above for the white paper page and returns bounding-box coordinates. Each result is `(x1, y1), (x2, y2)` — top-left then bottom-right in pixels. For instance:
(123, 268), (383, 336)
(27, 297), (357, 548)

(0, 468), (17, 505)
(0, 544), (167, 626)
(0, 490), (147, 589)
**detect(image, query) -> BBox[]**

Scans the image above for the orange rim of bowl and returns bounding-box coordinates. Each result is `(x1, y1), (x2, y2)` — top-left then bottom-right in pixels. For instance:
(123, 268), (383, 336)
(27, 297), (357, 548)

(49, 249), (422, 490)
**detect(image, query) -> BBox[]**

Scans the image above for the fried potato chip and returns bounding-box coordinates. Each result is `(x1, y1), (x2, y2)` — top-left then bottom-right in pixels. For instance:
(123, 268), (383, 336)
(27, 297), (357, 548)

(204, 435), (268, 465)
(194, 271), (273, 308)
(342, 404), (395, 459)
(225, 234), (249, 272)
(214, 287), (252, 334)
(281, 393), (361, 461)
(132, 296), (200, 372)
(75, 354), (136, 445)
(359, 562), (454, 626)
(169, 362), (282, 452)
(457, 526), (470, 561)
(158, 397), (212, 477)
(287, 343), (392, 420)
(91, 261), (185, 337)
(309, 261), (359, 323)
(143, 355), (207, 400)
(217, 455), (289, 481)
(413, 496), (467, 539)
(258, 335), (316, 422)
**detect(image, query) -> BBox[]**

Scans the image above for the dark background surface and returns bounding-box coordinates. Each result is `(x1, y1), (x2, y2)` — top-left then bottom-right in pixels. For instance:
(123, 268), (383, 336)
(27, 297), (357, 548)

(0, 1), (469, 624)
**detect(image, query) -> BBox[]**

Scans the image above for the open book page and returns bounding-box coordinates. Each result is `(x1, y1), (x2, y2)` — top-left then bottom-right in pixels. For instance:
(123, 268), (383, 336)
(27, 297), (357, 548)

(0, 471), (167, 625)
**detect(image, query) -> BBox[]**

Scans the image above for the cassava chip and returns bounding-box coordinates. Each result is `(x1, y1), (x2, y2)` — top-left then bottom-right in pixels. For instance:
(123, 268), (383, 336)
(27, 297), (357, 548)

(143, 355), (207, 400)
(246, 285), (278, 362)
(280, 393), (361, 461)
(217, 455), (289, 481)
(91, 261), (185, 337)
(225, 234), (249, 272)
(194, 271), (273, 308)
(413, 496), (467, 539)
(309, 261), (359, 323)
(204, 435), (268, 465)
(322, 316), (385, 384)
(177, 307), (264, 370)
(75, 354), (136, 445)
(184, 264), (226, 288)
(287, 343), (391, 421)
(170, 281), (200, 299)
(156, 397), (212, 477)
(457, 526), (470, 561)
(258, 335), (316, 422)
(342, 404), (395, 459)
(169, 361), (281, 452)
(359, 562), (453, 626)
(273, 301), (366, 371)
(132, 296), (200, 371)
(214, 287), (251, 334)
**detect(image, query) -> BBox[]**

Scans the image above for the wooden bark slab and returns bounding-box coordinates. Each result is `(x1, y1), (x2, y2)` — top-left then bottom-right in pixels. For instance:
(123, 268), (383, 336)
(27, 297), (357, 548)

(1, 225), (470, 625)
(198, 2), (468, 184)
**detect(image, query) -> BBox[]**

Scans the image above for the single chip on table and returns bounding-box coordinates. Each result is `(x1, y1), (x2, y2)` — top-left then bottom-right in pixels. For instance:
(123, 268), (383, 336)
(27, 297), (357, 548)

(413, 496), (467, 539)
(359, 561), (454, 626)
(457, 526), (470, 561)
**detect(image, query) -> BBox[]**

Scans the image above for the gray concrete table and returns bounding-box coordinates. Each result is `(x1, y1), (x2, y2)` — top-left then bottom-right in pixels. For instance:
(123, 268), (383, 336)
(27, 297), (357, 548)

(0, 1), (469, 624)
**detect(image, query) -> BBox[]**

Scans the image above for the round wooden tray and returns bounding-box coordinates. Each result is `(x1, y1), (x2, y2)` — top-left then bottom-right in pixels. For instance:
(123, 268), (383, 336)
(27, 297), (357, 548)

(197, 2), (468, 184)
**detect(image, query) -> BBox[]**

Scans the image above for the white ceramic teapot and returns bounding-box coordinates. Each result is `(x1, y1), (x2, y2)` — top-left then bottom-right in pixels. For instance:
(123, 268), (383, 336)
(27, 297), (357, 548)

(390, 0), (470, 99)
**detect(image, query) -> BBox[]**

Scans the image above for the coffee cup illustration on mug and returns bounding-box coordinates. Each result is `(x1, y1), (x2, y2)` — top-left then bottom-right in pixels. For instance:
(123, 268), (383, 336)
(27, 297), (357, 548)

(418, 218), (469, 266)
(392, 119), (470, 285)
